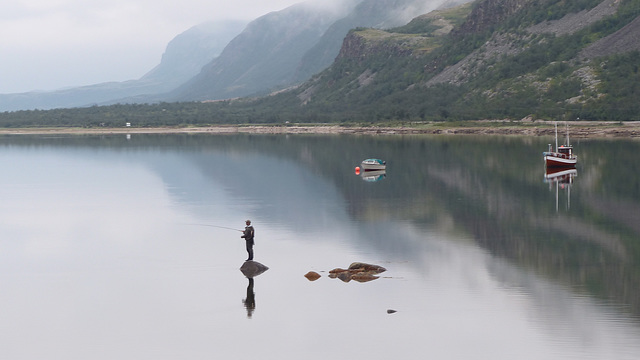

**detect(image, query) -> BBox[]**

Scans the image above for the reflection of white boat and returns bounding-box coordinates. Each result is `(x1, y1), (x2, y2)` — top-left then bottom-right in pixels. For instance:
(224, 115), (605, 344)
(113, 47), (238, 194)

(543, 123), (577, 167)
(360, 170), (386, 182)
(361, 158), (386, 170)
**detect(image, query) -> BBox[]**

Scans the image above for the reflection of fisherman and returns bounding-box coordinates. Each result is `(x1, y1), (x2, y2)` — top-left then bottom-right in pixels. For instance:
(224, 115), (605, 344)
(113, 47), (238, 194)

(241, 220), (255, 261)
(243, 278), (256, 318)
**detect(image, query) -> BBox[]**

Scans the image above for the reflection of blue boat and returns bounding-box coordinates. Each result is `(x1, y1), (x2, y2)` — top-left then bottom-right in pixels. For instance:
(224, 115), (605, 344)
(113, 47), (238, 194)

(361, 158), (386, 170)
(360, 170), (386, 182)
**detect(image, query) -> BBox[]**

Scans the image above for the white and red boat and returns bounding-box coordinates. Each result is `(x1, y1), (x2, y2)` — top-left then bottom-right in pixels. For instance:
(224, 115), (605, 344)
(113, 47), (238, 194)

(543, 123), (577, 167)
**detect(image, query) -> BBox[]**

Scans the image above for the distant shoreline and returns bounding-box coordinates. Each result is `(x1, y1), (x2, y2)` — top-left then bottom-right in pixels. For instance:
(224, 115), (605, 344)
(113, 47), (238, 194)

(1, 121), (640, 138)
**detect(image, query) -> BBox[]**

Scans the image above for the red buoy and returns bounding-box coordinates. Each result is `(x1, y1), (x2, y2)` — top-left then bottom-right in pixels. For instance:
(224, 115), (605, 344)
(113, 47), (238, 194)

(355, 166), (360, 175)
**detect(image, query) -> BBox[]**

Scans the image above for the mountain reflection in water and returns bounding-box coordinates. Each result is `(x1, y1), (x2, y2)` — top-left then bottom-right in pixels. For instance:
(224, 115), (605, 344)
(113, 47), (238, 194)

(1, 133), (639, 360)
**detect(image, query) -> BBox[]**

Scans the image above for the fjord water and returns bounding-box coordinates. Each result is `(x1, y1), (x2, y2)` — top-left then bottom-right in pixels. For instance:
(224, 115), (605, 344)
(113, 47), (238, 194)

(1, 133), (639, 360)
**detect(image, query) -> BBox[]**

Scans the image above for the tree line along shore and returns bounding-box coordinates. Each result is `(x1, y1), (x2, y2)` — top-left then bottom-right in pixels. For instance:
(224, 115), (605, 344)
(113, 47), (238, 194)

(1, 121), (640, 138)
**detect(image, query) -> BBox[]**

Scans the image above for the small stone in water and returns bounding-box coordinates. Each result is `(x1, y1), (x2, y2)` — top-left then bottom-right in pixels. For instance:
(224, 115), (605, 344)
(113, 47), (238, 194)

(304, 271), (321, 281)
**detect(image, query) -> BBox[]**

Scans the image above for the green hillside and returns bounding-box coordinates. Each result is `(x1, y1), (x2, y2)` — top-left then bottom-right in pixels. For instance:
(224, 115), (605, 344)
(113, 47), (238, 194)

(284, 0), (640, 122)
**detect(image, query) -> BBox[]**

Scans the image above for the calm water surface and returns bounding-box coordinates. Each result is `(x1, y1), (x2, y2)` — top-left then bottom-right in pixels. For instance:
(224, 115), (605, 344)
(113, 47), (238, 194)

(1, 134), (639, 360)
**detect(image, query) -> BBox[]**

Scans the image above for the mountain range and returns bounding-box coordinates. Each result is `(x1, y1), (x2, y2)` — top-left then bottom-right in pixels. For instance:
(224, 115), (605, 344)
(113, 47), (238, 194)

(0, 20), (247, 112)
(1, 0), (639, 123)
(0, 0), (460, 111)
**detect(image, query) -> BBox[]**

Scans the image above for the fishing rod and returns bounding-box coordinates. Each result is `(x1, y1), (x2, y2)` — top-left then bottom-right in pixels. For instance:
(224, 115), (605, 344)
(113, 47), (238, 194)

(180, 223), (243, 232)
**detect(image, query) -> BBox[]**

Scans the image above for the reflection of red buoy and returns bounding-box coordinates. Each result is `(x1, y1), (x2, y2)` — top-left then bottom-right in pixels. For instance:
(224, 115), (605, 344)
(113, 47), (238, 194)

(355, 166), (360, 175)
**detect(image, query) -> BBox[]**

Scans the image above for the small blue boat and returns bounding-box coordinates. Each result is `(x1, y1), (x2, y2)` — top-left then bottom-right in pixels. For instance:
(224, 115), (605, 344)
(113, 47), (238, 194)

(360, 158), (386, 170)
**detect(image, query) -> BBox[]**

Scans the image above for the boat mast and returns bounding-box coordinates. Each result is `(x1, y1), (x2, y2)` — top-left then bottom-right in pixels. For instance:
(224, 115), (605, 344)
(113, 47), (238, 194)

(555, 122), (558, 152)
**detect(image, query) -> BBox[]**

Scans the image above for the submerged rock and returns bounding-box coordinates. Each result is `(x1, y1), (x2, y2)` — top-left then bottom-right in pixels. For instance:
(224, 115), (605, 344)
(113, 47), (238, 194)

(240, 260), (269, 278)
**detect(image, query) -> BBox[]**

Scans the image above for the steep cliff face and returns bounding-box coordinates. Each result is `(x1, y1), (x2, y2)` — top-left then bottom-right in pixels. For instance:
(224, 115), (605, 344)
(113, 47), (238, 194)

(293, 0), (450, 82)
(454, 0), (533, 34)
(170, 2), (357, 101)
(141, 20), (248, 87)
(336, 4), (469, 61)
(428, 0), (624, 86)
(337, 30), (419, 61)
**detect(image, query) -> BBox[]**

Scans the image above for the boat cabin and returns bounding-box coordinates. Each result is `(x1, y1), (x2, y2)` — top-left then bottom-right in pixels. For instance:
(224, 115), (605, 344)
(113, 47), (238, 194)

(558, 145), (573, 157)
(547, 143), (573, 158)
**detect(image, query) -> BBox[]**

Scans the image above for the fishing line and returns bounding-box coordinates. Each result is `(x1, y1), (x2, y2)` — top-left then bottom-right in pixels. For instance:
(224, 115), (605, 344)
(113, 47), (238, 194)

(179, 223), (243, 232)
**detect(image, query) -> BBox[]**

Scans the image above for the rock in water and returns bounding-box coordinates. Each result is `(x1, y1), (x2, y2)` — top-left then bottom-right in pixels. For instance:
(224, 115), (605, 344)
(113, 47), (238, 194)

(240, 261), (269, 278)
(348, 262), (386, 274)
(327, 262), (387, 282)
(336, 272), (352, 283)
(304, 271), (321, 281)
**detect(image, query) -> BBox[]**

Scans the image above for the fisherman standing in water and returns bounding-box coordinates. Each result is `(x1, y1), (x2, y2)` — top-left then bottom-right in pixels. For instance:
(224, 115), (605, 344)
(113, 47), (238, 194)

(241, 220), (255, 261)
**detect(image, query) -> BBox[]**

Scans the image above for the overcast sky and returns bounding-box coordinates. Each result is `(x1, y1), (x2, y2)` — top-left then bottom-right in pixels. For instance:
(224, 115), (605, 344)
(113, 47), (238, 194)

(0, 0), (304, 94)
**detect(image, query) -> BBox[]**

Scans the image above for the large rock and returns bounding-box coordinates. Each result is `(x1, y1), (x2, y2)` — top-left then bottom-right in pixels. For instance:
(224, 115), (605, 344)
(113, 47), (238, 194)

(240, 261), (269, 278)
(348, 262), (386, 273)
(327, 262), (386, 282)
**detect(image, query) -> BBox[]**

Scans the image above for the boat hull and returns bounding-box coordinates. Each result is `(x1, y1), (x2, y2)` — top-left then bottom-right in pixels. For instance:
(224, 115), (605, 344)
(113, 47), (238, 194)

(360, 159), (386, 170)
(544, 154), (577, 167)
